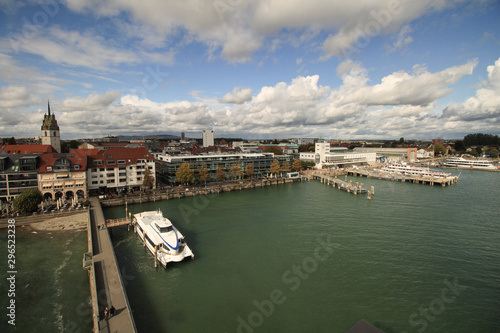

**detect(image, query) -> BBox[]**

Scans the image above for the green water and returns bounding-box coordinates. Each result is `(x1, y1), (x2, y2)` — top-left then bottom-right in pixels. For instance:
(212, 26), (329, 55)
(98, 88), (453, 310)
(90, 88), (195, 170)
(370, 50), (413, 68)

(0, 228), (92, 332)
(104, 170), (500, 333)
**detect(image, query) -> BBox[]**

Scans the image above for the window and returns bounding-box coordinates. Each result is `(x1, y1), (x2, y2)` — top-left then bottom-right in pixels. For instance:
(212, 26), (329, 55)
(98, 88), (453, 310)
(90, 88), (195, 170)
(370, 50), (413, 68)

(92, 181), (98, 185)
(118, 160), (126, 164)
(47, 166), (52, 171)
(107, 160), (115, 164)
(94, 160), (102, 165)
(73, 165), (80, 170)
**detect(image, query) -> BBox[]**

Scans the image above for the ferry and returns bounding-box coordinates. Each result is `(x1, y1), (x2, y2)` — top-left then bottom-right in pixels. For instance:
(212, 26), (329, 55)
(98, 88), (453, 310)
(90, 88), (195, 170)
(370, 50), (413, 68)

(134, 210), (194, 267)
(443, 156), (498, 171)
(381, 162), (452, 178)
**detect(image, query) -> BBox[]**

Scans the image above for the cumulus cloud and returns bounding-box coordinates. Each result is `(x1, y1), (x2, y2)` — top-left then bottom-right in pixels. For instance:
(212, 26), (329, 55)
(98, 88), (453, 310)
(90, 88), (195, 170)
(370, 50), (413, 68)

(59, 0), (462, 62)
(58, 91), (121, 111)
(220, 87), (253, 104)
(442, 57), (500, 123)
(0, 85), (38, 108)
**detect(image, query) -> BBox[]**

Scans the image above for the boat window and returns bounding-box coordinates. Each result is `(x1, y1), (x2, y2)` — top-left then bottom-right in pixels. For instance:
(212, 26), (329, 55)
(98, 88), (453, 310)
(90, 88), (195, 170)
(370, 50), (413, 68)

(159, 226), (173, 233)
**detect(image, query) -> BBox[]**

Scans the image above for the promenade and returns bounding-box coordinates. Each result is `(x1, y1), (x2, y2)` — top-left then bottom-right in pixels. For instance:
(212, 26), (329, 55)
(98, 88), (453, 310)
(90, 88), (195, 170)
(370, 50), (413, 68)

(88, 197), (137, 333)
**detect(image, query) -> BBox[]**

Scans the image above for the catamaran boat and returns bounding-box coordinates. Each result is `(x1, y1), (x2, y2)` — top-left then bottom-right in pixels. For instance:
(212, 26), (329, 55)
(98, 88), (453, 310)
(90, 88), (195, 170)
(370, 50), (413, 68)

(443, 156), (498, 171)
(134, 210), (194, 267)
(381, 162), (452, 178)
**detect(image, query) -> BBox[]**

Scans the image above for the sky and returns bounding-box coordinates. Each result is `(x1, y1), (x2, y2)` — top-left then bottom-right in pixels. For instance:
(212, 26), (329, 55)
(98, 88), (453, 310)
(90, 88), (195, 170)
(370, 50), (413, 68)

(0, 0), (499, 141)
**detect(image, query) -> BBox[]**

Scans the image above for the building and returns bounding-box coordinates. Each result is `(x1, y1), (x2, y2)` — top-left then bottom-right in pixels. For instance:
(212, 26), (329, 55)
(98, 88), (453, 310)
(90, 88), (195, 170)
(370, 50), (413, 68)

(232, 141), (261, 153)
(38, 150), (88, 201)
(41, 101), (61, 153)
(0, 144), (56, 155)
(303, 142), (376, 168)
(203, 130), (214, 147)
(0, 154), (40, 201)
(85, 147), (156, 195)
(155, 152), (291, 184)
(354, 147), (418, 163)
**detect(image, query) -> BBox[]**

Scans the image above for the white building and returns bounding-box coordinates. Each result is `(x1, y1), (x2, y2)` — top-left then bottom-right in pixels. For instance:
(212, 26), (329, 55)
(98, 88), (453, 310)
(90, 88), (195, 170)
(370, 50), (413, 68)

(203, 130), (214, 147)
(233, 141), (261, 153)
(301, 142), (376, 168)
(86, 147), (156, 194)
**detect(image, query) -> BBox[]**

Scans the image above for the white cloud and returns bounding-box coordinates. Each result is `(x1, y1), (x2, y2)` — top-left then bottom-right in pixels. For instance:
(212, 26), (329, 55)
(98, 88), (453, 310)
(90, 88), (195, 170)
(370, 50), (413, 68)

(0, 85), (38, 108)
(388, 25), (413, 52)
(59, 91), (121, 111)
(442, 57), (500, 123)
(220, 87), (253, 104)
(60, 0), (462, 62)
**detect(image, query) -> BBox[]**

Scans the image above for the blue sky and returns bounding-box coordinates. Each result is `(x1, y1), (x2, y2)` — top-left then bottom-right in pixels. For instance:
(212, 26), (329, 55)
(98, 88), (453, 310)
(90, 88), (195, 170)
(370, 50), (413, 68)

(0, 0), (499, 140)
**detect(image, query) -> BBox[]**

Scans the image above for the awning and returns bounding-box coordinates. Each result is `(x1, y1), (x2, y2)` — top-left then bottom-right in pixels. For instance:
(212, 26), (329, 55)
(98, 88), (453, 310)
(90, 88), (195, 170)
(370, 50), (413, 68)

(53, 182), (64, 186)
(56, 173), (69, 178)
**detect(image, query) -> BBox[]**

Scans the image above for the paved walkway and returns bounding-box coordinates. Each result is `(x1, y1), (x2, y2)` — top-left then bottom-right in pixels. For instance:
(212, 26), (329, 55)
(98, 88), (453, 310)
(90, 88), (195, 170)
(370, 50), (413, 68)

(89, 197), (136, 333)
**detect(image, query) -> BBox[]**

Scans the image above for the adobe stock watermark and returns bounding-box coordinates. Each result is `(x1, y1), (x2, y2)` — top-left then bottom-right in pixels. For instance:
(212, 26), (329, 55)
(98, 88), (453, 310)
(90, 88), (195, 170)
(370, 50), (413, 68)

(213, 0), (243, 21)
(8, 0), (63, 53)
(402, 277), (467, 333)
(235, 235), (341, 333)
(340, 0), (403, 59)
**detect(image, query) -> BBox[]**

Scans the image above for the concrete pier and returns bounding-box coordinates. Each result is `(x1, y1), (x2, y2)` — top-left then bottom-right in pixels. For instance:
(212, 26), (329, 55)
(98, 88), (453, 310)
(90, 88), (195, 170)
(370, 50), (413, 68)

(346, 168), (458, 186)
(314, 173), (369, 195)
(87, 197), (137, 333)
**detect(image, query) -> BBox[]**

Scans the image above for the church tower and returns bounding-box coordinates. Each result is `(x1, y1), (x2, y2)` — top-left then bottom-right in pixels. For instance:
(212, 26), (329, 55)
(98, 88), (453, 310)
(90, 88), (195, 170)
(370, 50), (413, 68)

(41, 101), (61, 152)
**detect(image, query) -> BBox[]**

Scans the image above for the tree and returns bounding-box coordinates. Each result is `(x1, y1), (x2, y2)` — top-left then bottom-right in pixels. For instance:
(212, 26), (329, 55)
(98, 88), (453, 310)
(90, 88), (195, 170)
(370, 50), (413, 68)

(69, 140), (80, 149)
(13, 189), (42, 215)
(7, 137), (16, 145)
(433, 143), (446, 155)
(291, 159), (302, 171)
(142, 168), (155, 189)
(229, 163), (243, 180)
(454, 140), (465, 152)
(197, 163), (210, 184)
(399, 137), (405, 144)
(215, 165), (226, 182)
(269, 159), (281, 176)
(176, 162), (194, 184)
(281, 161), (291, 173)
(300, 160), (316, 169)
(485, 147), (499, 158)
(245, 163), (255, 179)
(264, 146), (283, 155)
(469, 148), (479, 156)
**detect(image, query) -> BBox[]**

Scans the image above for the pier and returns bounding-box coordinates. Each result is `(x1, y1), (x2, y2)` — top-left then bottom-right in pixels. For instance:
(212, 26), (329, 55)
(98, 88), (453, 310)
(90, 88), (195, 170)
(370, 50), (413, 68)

(86, 197), (137, 333)
(346, 168), (459, 186)
(313, 173), (372, 197)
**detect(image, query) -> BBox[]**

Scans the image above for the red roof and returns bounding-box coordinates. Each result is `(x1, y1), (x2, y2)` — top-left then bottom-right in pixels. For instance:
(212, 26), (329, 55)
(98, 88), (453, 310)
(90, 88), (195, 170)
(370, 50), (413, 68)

(39, 149), (89, 173)
(1, 144), (57, 154)
(85, 147), (153, 168)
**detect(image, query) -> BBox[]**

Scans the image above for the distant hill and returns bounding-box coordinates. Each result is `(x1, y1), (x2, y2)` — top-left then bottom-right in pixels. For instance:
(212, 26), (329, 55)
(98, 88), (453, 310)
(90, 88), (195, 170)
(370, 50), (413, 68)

(117, 134), (180, 140)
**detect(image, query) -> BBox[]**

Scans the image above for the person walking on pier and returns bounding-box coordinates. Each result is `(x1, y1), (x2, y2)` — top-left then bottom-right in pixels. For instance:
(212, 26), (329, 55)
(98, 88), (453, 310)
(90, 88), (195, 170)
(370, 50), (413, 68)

(104, 307), (109, 320)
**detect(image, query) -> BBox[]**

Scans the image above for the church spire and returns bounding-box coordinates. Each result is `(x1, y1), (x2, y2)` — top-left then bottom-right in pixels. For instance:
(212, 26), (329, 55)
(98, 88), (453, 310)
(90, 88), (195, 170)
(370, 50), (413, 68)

(48, 99), (51, 116)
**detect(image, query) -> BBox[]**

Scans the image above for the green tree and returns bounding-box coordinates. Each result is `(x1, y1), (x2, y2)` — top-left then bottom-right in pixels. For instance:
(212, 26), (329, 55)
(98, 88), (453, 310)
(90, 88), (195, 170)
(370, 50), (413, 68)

(433, 143), (446, 155)
(176, 162), (194, 184)
(69, 140), (80, 149)
(454, 140), (465, 152)
(13, 189), (42, 215)
(269, 159), (281, 176)
(245, 163), (255, 179)
(300, 160), (316, 169)
(399, 137), (405, 144)
(485, 147), (499, 158)
(142, 168), (155, 189)
(229, 163), (243, 180)
(215, 165), (226, 182)
(469, 148), (479, 156)
(264, 146), (283, 155)
(197, 163), (210, 184)
(291, 159), (302, 171)
(7, 137), (16, 145)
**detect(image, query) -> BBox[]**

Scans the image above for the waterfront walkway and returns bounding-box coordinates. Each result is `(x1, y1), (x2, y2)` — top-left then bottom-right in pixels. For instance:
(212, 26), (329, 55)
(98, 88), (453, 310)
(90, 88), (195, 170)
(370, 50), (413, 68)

(88, 197), (137, 333)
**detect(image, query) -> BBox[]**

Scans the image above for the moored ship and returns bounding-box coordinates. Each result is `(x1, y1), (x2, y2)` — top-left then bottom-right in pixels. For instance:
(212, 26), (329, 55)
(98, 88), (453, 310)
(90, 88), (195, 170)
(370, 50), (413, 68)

(381, 162), (452, 178)
(134, 210), (194, 267)
(443, 156), (498, 171)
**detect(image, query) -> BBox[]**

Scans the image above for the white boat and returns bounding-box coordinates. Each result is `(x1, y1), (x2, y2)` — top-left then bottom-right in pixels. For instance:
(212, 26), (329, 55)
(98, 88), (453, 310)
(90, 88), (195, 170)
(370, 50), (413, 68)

(381, 162), (452, 178)
(134, 210), (194, 267)
(443, 156), (498, 171)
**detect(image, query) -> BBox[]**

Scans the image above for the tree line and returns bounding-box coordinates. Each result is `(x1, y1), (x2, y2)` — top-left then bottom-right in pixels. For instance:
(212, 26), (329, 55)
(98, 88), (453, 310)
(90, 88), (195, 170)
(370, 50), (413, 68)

(175, 159), (305, 185)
